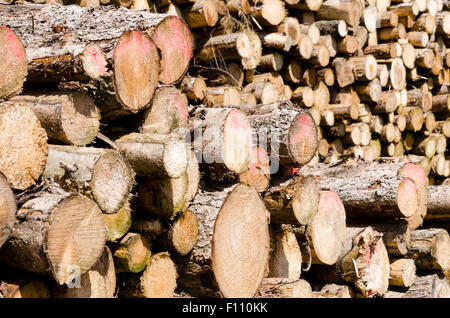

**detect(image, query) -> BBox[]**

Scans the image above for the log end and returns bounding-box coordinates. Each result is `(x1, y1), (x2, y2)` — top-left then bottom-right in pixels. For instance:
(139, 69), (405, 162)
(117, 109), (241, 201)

(0, 26), (27, 100)
(113, 30), (160, 113)
(46, 195), (107, 285)
(150, 16), (193, 84)
(140, 252), (178, 298)
(212, 184), (270, 298)
(0, 105), (48, 190)
(287, 110), (318, 166)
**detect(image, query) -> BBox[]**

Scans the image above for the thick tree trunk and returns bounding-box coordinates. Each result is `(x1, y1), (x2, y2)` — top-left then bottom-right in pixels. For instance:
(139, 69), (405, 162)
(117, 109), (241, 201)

(41, 145), (135, 214)
(0, 104), (48, 190)
(0, 4), (193, 85)
(299, 159), (426, 224)
(0, 184), (106, 285)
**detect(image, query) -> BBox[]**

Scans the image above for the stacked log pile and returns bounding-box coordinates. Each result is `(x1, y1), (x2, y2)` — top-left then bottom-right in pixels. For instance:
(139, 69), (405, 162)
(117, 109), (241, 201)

(0, 1), (449, 299)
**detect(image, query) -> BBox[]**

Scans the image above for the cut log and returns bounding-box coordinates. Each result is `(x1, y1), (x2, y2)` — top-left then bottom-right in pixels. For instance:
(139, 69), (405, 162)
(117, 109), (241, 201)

(41, 145), (135, 214)
(300, 160), (419, 219)
(316, 0), (363, 27)
(211, 183), (270, 298)
(6, 92), (100, 146)
(134, 174), (188, 219)
(119, 252), (178, 298)
(183, 0), (219, 28)
(263, 175), (319, 225)
(235, 101), (318, 166)
(0, 184), (106, 285)
(0, 26), (27, 100)
(115, 132), (189, 179)
(196, 31), (262, 70)
(389, 258), (416, 287)
(250, 0), (286, 26)
(256, 278), (313, 298)
(190, 107), (252, 180)
(403, 274), (450, 298)
(0, 172), (16, 250)
(181, 76), (206, 102)
(0, 104), (48, 190)
(268, 227), (302, 279)
(2, 5), (193, 85)
(51, 246), (116, 298)
(141, 86), (189, 135)
(301, 189), (347, 265)
(205, 86), (243, 107)
(113, 232), (151, 273)
(408, 228), (449, 273)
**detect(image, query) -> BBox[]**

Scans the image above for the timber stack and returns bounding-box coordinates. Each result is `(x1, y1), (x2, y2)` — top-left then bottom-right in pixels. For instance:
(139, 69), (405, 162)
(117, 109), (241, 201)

(0, 0), (449, 298)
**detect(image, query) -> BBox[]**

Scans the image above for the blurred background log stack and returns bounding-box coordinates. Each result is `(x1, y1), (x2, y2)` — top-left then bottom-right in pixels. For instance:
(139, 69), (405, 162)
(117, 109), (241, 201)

(0, 0), (449, 298)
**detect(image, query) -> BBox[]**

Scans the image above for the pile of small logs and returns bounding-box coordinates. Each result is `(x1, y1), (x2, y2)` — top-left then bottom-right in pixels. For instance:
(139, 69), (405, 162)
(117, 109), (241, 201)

(0, 0), (449, 299)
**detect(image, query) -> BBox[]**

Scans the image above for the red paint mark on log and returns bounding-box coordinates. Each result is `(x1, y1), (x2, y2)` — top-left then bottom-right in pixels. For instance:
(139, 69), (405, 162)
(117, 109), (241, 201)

(290, 113), (316, 144)
(84, 45), (107, 76)
(5, 27), (26, 61)
(401, 163), (427, 187)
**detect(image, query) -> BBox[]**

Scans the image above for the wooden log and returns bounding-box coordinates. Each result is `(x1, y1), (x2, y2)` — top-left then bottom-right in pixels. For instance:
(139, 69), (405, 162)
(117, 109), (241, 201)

(113, 232), (151, 273)
(332, 57), (355, 88)
(403, 274), (450, 298)
(255, 278), (313, 298)
(115, 132), (189, 179)
(314, 20), (348, 38)
(132, 210), (199, 256)
(51, 246), (116, 298)
(141, 86), (189, 135)
(205, 86), (242, 107)
(1, 4), (193, 85)
(389, 258), (416, 287)
(316, 0), (363, 27)
(196, 31), (262, 70)
(183, 0), (218, 28)
(190, 107), (252, 180)
(299, 160), (423, 219)
(186, 183), (269, 298)
(408, 228), (450, 273)
(181, 76), (206, 102)
(250, 0), (286, 26)
(242, 82), (280, 104)
(268, 227), (302, 279)
(239, 145), (270, 193)
(0, 104), (48, 190)
(235, 101), (318, 167)
(119, 252), (178, 298)
(259, 32), (293, 52)
(4, 92), (100, 146)
(263, 176), (319, 225)
(0, 26), (27, 100)
(0, 184), (106, 285)
(41, 145), (135, 214)
(0, 172), (16, 250)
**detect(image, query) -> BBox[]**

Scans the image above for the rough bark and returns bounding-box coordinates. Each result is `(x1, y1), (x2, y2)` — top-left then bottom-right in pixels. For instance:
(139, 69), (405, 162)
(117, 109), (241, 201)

(41, 145), (135, 214)
(0, 183), (106, 285)
(0, 172), (16, 250)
